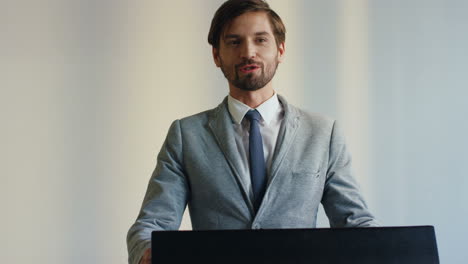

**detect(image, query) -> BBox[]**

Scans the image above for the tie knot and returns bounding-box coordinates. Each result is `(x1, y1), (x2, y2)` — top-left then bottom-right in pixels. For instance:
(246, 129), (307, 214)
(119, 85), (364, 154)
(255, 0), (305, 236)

(245, 109), (262, 122)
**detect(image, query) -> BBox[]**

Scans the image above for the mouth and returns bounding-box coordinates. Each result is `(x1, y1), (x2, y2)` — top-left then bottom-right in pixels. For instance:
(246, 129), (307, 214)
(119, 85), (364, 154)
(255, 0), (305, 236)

(239, 64), (260, 74)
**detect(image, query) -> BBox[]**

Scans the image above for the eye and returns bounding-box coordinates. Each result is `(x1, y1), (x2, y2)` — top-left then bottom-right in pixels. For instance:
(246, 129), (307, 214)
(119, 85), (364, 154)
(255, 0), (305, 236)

(257, 38), (267, 43)
(228, 40), (240, 45)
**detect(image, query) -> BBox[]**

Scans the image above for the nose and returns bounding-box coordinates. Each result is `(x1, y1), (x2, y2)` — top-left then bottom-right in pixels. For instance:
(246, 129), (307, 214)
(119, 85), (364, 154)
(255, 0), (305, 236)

(240, 40), (256, 60)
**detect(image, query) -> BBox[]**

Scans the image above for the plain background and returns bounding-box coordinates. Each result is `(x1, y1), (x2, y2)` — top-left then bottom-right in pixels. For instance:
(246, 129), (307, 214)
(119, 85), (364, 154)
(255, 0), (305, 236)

(2, 0), (467, 263)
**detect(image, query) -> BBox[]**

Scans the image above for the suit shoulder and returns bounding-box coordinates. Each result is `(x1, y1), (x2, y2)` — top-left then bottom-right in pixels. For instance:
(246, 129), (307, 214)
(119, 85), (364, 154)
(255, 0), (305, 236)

(176, 102), (223, 127)
(290, 104), (335, 128)
(179, 109), (212, 123)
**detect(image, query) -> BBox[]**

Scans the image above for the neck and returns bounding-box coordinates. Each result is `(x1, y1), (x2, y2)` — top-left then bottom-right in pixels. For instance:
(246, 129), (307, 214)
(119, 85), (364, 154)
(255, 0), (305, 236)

(229, 82), (275, 108)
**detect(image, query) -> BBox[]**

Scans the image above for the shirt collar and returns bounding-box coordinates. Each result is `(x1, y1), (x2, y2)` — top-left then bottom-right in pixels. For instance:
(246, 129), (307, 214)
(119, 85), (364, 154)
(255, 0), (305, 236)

(227, 92), (281, 125)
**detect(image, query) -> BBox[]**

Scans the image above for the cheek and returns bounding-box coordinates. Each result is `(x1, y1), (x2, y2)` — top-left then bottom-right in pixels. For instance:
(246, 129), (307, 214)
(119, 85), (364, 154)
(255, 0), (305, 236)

(263, 55), (279, 69)
(262, 48), (280, 62)
(220, 56), (233, 68)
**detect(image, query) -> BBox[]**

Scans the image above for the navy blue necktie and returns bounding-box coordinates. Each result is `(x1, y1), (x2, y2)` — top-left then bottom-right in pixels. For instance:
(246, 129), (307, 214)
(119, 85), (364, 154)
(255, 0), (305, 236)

(245, 110), (267, 212)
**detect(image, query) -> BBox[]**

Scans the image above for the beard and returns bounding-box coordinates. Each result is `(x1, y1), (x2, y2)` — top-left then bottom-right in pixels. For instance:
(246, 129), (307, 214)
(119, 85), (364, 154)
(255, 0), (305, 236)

(219, 58), (279, 91)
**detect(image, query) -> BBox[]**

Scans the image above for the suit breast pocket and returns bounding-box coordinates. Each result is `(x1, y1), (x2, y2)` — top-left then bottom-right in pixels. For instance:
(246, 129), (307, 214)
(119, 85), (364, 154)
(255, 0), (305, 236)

(291, 168), (324, 193)
(292, 167), (321, 179)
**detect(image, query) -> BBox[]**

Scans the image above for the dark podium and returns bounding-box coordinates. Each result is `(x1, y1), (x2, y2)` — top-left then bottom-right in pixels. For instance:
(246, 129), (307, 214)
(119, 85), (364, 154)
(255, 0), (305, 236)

(152, 226), (439, 264)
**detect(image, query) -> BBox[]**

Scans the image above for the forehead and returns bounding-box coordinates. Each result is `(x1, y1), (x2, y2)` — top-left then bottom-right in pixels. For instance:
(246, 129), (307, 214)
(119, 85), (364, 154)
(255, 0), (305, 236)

(223, 11), (274, 37)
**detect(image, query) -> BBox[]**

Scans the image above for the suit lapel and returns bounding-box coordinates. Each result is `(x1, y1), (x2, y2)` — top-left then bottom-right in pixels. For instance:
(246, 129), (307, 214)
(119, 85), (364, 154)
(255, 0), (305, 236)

(208, 98), (254, 213)
(268, 95), (301, 187)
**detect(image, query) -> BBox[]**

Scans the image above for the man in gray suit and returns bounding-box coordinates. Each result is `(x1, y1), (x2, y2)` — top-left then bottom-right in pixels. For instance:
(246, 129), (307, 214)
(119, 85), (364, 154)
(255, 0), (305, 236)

(127, 0), (378, 263)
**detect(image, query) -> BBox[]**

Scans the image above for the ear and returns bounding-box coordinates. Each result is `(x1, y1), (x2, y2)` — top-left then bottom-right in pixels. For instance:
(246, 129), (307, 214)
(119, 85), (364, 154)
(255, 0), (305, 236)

(277, 42), (285, 63)
(212, 47), (221, 67)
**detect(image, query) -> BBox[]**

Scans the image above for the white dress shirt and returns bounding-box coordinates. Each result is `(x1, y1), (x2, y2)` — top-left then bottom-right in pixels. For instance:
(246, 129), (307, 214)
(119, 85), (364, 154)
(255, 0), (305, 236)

(227, 93), (285, 199)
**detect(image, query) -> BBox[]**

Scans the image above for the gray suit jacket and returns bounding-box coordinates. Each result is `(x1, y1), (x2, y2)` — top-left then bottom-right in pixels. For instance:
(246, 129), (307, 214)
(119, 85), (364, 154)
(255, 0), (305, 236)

(127, 95), (378, 264)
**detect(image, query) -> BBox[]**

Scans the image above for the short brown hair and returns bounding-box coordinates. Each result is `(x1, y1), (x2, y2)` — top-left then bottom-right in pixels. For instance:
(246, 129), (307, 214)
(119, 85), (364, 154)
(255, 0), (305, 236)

(208, 0), (286, 49)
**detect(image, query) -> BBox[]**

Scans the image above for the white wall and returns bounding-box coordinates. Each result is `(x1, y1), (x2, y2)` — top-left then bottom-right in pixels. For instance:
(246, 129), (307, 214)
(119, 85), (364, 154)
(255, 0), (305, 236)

(2, 0), (467, 263)
(368, 2), (468, 263)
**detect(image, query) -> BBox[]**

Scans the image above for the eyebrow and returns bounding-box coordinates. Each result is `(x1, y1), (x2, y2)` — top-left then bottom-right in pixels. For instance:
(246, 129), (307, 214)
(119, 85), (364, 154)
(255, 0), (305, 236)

(224, 31), (271, 39)
(255, 31), (270, 36)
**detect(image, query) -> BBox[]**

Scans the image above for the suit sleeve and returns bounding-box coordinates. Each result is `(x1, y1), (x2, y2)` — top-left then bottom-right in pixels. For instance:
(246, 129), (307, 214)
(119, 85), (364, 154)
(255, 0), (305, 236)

(127, 120), (189, 264)
(321, 120), (379, 227)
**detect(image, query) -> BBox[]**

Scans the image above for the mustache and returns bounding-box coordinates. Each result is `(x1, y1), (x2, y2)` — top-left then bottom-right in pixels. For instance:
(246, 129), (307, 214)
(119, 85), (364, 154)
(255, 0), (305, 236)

(235, 59), (263, 69)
